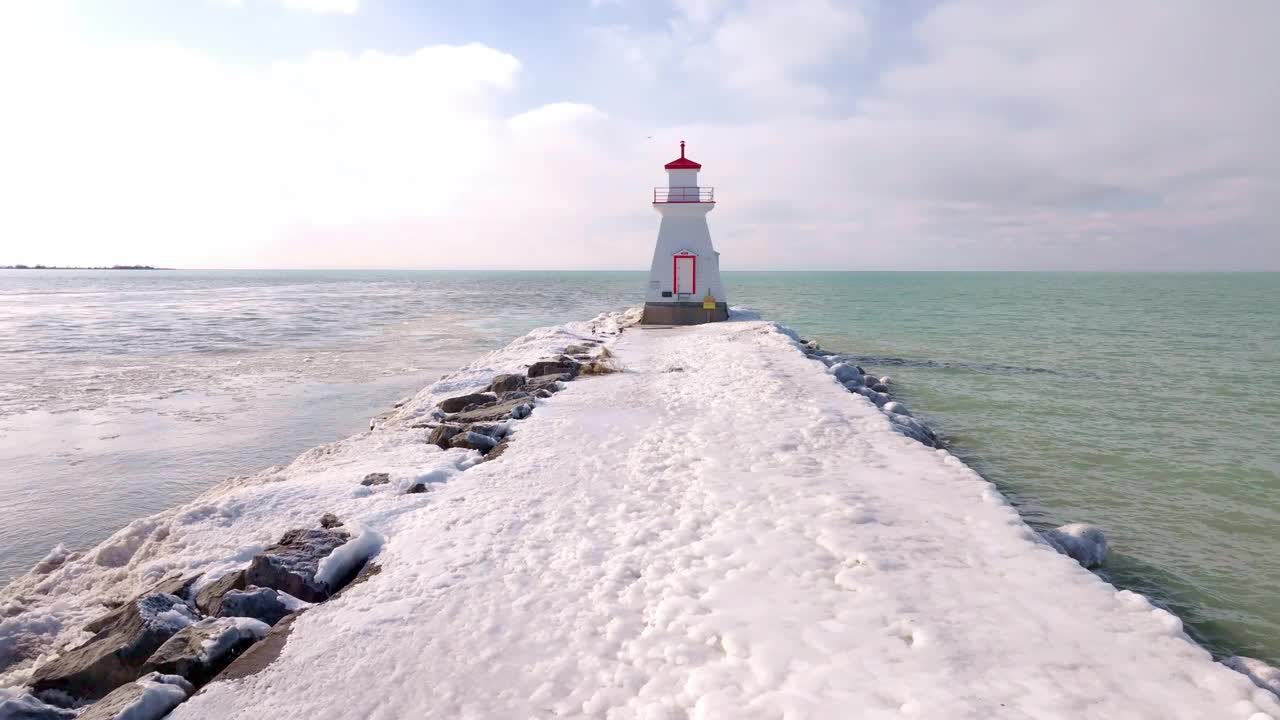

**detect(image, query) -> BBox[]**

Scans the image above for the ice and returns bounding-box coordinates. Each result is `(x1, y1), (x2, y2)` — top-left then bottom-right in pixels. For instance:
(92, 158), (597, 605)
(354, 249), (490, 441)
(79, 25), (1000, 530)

(1043, 522), (1110, 568)
(117, 673), (192, 720)
(196, 618), (270, 663)
(4, 312), (1277, 719)
(314, 527), (383, 589)
(1225, 656), (1280, 699)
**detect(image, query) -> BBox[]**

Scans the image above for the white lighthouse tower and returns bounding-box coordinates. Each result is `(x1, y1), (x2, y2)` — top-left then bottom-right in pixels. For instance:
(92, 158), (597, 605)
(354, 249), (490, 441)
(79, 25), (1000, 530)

(641, 141), (728, 325)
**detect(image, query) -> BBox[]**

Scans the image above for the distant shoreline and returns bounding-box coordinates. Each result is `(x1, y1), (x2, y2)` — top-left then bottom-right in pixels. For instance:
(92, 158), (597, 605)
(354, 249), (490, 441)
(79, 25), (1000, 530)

(1, 265), (168, 270)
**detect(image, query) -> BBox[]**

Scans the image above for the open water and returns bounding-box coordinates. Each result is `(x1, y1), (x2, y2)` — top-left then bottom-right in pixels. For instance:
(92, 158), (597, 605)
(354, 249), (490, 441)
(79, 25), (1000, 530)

(1, 269), (1276, 664)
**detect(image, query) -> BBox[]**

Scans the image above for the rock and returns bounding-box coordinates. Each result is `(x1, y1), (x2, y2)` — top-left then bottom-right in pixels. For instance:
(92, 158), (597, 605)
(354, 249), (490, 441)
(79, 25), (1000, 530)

(486, 374), (526, 393)
(449, 431), (499, 453)
(244, 527), (351, 603)
(533, 389), (554, 398)
(871, 383), (890, 393)
(483, 438), (511, 462)
(1223, 656), (1280, 698)
(360, 472), (390, 486)
(525, 375), (566, 394)
(497, 390), (531, 402)
(527, 357), (579, 379)
(427, 423), (465, 449)
(510, 403), (532, 420)
(29, 593), (196, 702)
(1042, 523), (1108, 568)
(193, 570), (246, 616)
(448, 398), (533, 424)
(881, 401), (911, 417)
(879, 376), (892, 385)
(0, 691), (76, 719)
(141, 617), (270, 687)
(886, 413), (940, 447)
(319, 513), (343, 529)
(856, 365), (867, 375)
(437, 393), (496, 413)
(828, 362), (863, 385)
(563, 344), (593, 355)
(207, 613), (301, 682)
(406, 483), (430, 494)
(855, 386), (889, 407)
(76, 673), (193, 720)
(216, 587), (302, 627)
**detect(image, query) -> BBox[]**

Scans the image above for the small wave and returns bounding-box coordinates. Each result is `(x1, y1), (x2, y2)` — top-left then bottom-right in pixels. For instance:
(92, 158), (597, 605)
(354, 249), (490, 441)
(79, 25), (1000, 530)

(827, 353), (1091, 379)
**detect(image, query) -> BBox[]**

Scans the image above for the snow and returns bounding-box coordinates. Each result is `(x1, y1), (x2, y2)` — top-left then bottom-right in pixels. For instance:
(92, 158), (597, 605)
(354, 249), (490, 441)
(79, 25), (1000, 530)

(117, 673), (192, 720)
(3, 309), (1278, 719)
(314, 526), (383, 589)
(1225, 656), (1280, 699)
(196, 618), (271, 664)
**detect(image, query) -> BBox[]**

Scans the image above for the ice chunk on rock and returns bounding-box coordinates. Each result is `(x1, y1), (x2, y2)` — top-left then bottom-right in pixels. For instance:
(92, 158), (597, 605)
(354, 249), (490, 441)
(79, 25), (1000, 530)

(827, 362), (863, 385)
(217, 587), (308, 626)
(0, 689), (76, 719)
(882, 401), (911, 416)
(77, 672), (192, 720)
(1223, 656), (1280, 698)
(142, 617), (270, 687)
(244, 528), (352, 603)
(29, 593), (195, 702)
(1042, 523), (1109, 568)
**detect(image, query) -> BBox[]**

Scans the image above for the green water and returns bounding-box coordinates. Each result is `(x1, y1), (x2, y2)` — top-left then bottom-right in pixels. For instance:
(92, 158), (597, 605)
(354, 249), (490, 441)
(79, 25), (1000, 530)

(726, 272), (1280, 665)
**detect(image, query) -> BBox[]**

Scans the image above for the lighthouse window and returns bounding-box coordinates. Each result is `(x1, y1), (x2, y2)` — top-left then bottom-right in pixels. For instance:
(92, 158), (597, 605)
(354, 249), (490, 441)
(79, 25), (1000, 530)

(661, 291), (672, 298)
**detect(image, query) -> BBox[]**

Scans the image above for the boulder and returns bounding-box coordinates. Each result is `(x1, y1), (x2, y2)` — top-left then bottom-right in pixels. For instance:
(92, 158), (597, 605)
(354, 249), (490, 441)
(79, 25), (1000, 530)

(871, 383), (890, 393)
(426, 423), (465, 449)
(0, 691), (76, 719)
(206, 613), (301, 683)
(142, 617), (269, 687)
(1042, 523), (1108, 568)
(484, 438), (511, 462)
(1223, 656), (1280, 698)
(319, 513), (343, 529)
(29, 593), (196, 702)
(437, 393), (496, 413)
(878, 376), (892, 385)
(525, 375), (566, 394)
(881, 401), (911, 417)
(360, 472), (390, 486)
(497, 390), (530, 402)
(487, 374), (526, 393)
(563, 344), (592, 355)
(448, 398), (533, 424)
(193, 570), (246, 616)
(449, 431), (499, 453)
(886, 413), (940, 447)
(76, 672), (192, 720)
(828, 362), (863, 386)
(527, 357), (579, 379)
(216, 587), (302, 627)
(510, 403), (532, 420)
(244, 527), (351, 603)
(855, 386), (889, 407)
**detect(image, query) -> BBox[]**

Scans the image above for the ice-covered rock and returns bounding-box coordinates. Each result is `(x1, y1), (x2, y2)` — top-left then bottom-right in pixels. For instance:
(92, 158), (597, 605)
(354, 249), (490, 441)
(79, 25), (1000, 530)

(193, 570), (246, 617)
(1042, 523), (1109, 568)
(77, 672), (192, 720)
(216, 587), (305, 627)
(855, 386), (889, 407)
(1223, 656), (1280, 698)
(828, 362), (863, 385)
(318, 513), (343, 529)
(426, 424), (465, 449)
(527, 357), (579, 379)
(0, 689), (76, 719)
(450, 431), (499, 453)
(29, 593), (195, 702)
(448, 398), (534, 424)
(437, 393), (496, 413)
(524, 375), (565, 395)
(487, 374), (526, 394)
(510, 403), (532, 420)
(142, 617), (270, 687)
(882, 401), (911, 417)
(359, 472), (390, 486)
(886, 413), (940, 447)
(244, 528), (351, 603)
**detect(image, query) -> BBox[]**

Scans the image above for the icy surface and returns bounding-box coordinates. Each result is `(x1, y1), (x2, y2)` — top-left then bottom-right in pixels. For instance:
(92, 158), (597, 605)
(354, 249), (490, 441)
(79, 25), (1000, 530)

(195, 618), (271, 664)
(112, 672), (192, 720)
(4, 311), (1278, 718)
(1225, 656), (1280, 699)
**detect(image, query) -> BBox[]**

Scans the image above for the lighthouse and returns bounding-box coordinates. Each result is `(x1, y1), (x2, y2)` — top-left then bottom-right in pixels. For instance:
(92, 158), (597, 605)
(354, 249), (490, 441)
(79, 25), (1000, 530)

(641, 141), (729, 325)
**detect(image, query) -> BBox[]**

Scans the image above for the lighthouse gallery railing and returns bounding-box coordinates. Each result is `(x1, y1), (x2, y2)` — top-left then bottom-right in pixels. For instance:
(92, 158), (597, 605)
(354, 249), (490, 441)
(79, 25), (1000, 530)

(653, 187), (714, 203)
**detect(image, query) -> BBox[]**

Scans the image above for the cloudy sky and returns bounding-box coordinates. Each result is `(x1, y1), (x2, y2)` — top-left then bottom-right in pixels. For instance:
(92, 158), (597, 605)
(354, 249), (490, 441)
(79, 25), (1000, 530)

(1, 0), (1276, 270)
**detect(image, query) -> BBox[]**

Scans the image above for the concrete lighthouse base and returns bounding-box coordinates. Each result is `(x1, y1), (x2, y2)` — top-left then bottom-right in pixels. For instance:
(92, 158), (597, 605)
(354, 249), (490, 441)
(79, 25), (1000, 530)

(641, 302), (729, 326)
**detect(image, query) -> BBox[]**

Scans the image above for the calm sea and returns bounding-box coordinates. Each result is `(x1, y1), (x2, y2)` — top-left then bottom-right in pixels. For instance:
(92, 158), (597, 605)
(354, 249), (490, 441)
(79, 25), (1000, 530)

(1, 270), (1277, 665)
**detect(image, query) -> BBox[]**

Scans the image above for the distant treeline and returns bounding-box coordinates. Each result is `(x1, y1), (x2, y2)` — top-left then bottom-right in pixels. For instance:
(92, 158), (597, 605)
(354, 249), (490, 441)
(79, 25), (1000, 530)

(1, 264), (165, 270)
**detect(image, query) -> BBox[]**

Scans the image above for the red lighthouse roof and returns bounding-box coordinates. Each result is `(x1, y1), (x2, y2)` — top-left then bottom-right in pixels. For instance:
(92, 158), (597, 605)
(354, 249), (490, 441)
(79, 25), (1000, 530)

(664, 140), (702, 170)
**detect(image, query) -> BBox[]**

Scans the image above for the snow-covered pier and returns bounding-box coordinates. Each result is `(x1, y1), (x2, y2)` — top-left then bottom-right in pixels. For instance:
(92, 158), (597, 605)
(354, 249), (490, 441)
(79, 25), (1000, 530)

(2, 311), (1278, 719)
